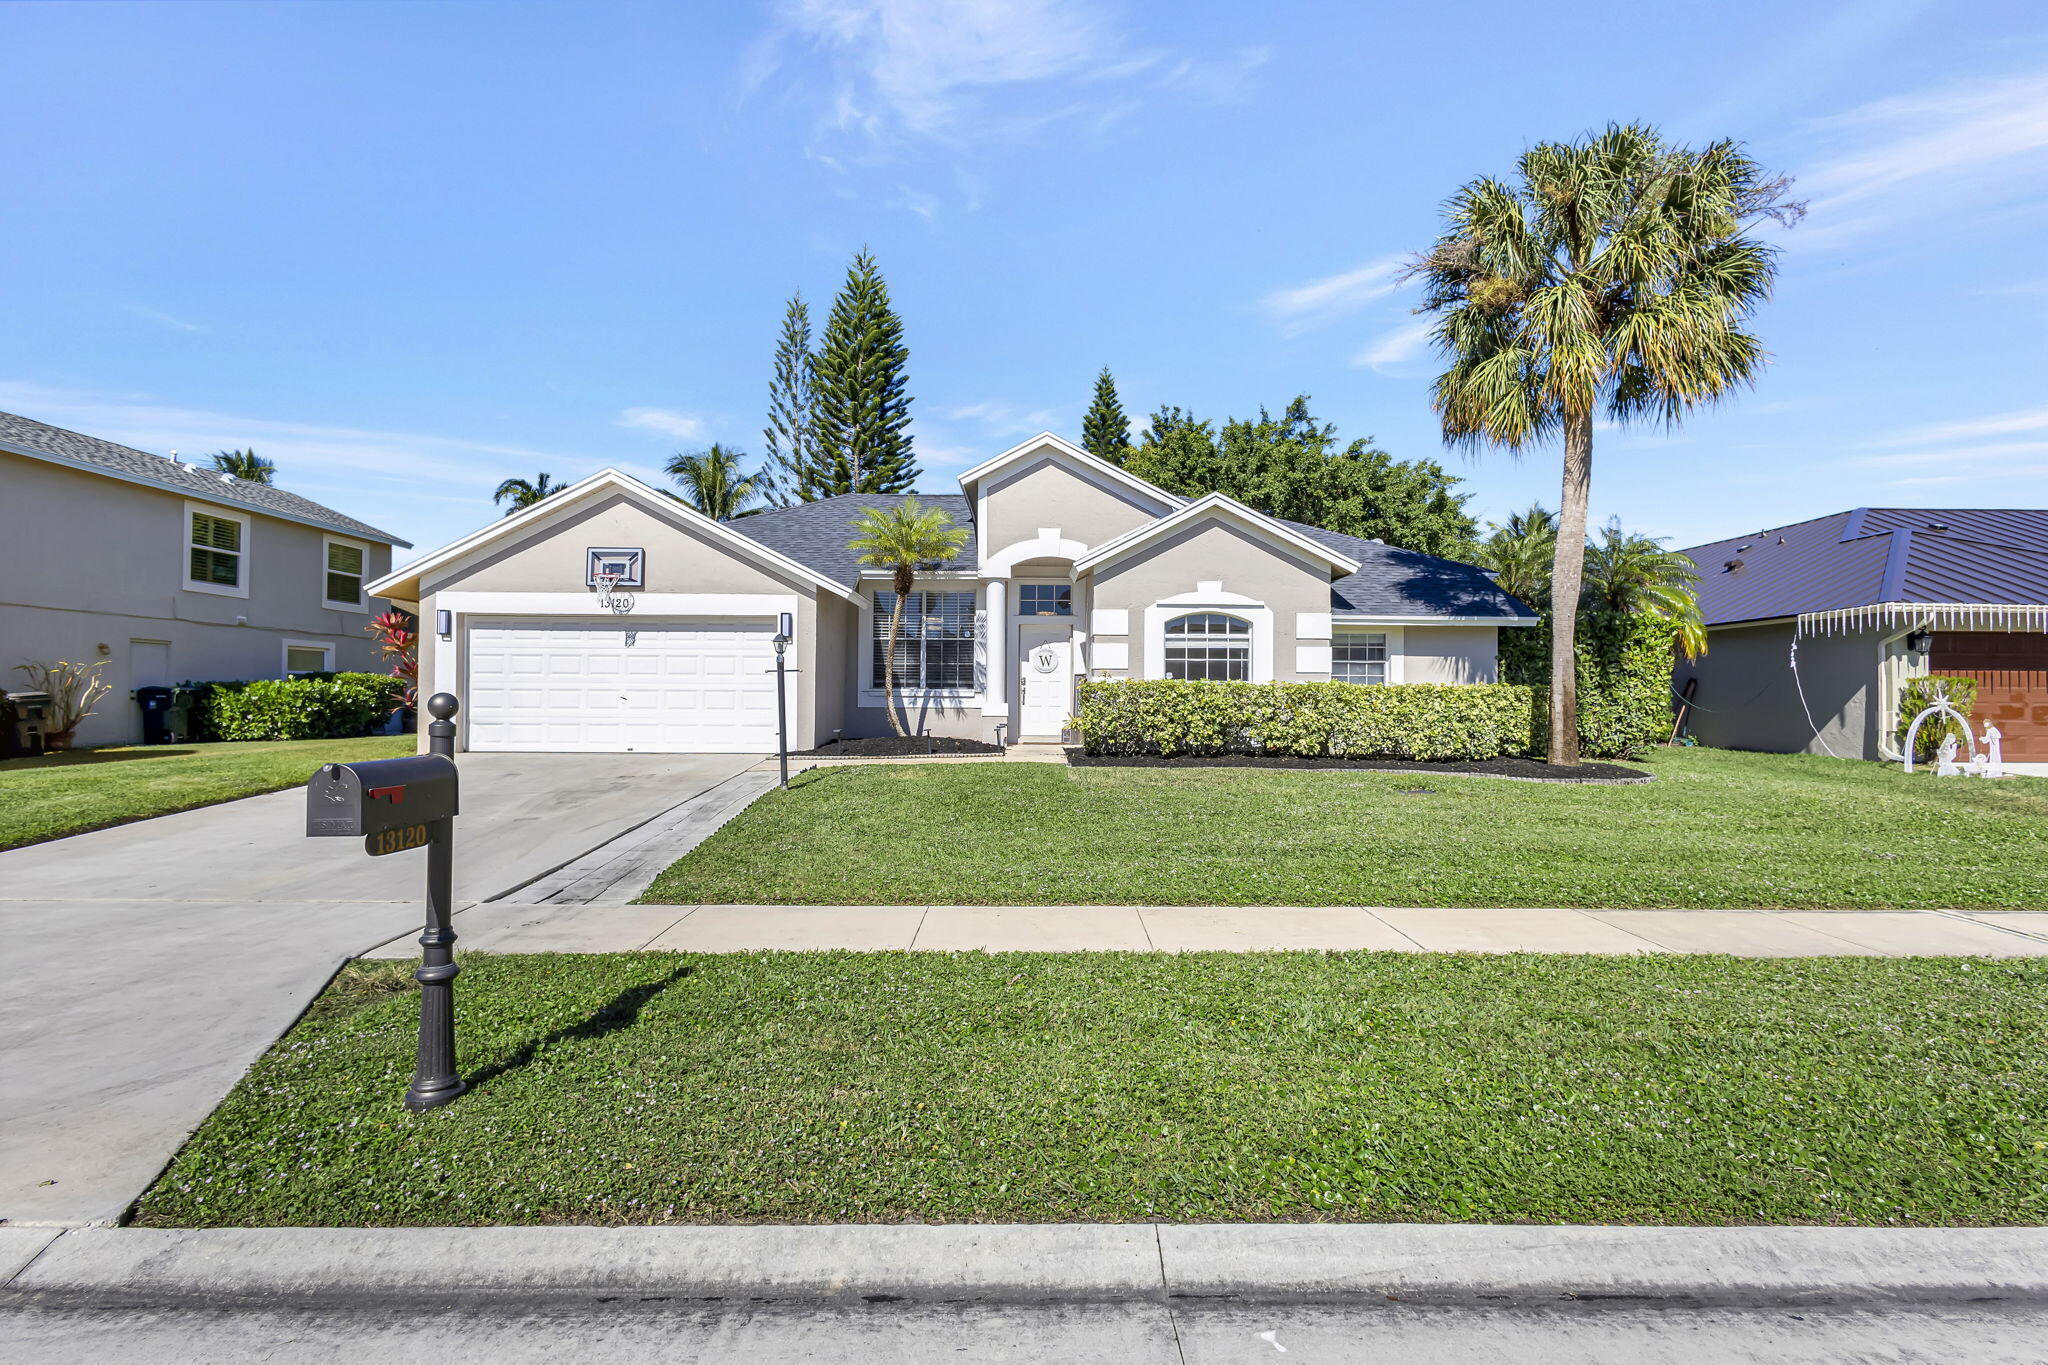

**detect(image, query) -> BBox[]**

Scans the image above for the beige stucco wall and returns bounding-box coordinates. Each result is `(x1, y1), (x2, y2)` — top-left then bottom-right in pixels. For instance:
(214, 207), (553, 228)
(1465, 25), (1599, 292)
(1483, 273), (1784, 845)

(1, 451), (394, 746)
(979, 456), (1163, 558)
(411, 490), (827, 751)
(1086, 519), (1332, 682)
(1397, 625), (1502, 683)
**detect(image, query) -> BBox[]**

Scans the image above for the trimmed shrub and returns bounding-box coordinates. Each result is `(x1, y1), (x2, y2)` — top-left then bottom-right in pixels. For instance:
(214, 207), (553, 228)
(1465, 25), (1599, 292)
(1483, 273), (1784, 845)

(1896, 675), (1980, 762)
(1072, 680), (1541, 760)
(186, 672), (405, 742)
(1500, 610), (1674, 759)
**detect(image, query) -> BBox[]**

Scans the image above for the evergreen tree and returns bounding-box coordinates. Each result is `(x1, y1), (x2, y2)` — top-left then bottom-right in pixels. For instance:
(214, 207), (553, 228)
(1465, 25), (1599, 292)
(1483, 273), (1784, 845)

(810, 248), (917, 495)
(762, 292), (821, 504)
(1080, 367), (1130, 463)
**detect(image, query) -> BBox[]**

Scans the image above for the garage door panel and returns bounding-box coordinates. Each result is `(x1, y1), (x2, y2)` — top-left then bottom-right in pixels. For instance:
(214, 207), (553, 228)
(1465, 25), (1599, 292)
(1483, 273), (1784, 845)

(465, 618), (778, 753)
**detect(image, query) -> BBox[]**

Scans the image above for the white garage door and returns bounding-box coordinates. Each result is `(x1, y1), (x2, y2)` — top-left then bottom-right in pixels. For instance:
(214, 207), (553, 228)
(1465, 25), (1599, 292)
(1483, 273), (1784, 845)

(466, 619), (779, 753)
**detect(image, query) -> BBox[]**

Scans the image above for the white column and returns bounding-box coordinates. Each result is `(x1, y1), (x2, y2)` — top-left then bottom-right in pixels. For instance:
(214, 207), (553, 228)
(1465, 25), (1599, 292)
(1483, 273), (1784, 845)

(982, 578), (1008, 717)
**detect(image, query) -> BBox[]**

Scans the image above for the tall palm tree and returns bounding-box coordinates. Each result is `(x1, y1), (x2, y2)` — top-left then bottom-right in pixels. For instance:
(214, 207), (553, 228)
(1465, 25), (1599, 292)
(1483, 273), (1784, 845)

(666, 444), (768, 521)
(209, 448), (275, 483)
(1473, 502), (1557, 608)
(1583, 518), (1708, 660)
(492, 473), (563, 516)
(1413, 123), (1795, 763)
(848, 499), (970, 737)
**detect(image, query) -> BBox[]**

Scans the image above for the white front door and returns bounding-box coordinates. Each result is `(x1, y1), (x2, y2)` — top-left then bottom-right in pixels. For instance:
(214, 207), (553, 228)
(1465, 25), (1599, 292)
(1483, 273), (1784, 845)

(465, 618), (780, 753)
(1017, 630), (1072, 739)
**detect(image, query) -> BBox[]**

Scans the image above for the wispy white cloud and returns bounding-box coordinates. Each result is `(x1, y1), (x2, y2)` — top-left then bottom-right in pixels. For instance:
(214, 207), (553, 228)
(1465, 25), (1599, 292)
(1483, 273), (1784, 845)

(1869, 404), (2048, 448)
(745, 0), (1264, 199)
(1350, 317), (1434, 374)
(1794, 68), (2048, 246)
(615, 406), (709, 440)
(1259, 255), (1403, 337)
(129, 305), (206, 334)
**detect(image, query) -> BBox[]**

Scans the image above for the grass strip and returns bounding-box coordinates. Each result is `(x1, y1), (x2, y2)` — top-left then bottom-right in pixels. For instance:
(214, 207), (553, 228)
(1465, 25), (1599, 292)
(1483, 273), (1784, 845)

(136, 949), (2048, 1228)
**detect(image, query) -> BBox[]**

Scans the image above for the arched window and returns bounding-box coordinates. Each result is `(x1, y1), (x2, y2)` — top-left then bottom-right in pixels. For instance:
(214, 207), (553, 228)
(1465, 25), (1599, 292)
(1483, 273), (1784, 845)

(1164, 612), (1251, 681)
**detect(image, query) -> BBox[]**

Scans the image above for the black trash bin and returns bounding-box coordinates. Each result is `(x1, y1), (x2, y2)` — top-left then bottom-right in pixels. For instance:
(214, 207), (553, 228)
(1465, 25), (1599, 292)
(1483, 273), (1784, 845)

(136, 685), (176, 744)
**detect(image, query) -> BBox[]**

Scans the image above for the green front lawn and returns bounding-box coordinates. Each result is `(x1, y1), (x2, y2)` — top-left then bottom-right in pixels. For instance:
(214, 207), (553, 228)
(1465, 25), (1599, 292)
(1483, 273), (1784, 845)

(642, 747), (2048, 910)
(0, 734), (415, 850)
(135, 951), (2048, 1228)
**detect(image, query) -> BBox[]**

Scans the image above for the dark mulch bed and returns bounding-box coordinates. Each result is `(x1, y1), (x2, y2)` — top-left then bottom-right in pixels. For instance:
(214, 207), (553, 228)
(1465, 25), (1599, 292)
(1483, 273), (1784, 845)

(1063, 750), (1651, 783)
(795, 736), (1006, 758)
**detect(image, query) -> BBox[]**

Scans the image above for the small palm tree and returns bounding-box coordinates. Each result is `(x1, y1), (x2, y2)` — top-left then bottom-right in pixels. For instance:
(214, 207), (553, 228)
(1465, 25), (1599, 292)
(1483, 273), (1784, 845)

(666, 444), (768, 521)
(1583, 518), (1708, 660)
(492, 473), (563, 516)
(209, 448), (275, 483)
(1474, 502), (1558, 608)
(848, 499), (970, 737)
(1413, 123), (1795, 762)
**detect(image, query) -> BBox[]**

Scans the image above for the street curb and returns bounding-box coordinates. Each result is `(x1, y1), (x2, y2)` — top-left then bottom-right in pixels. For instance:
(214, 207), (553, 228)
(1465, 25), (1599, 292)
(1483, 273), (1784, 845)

(8, 1223), (2048, 1310)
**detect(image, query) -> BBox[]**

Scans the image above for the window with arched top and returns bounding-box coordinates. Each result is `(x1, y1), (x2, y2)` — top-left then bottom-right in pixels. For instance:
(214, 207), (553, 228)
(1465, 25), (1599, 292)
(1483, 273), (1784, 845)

(1164, 612), (1251, 681)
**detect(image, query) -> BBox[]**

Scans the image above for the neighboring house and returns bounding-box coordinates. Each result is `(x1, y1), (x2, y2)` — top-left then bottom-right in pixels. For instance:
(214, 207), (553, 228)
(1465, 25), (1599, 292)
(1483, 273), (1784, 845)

(1, 410), (409, 747)
(1675, 508), (2048, 761)
(369, 433), (1534, 754)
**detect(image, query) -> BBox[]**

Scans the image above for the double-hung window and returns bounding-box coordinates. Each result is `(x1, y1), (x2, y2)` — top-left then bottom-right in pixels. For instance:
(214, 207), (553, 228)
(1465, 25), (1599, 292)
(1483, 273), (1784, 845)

(872, 590), (977, 691)
(324, 537), (367, 610)
(1332, 633), (1388, 685)
(186, 506), (248, 596)
(1163, 612), (1250, 681)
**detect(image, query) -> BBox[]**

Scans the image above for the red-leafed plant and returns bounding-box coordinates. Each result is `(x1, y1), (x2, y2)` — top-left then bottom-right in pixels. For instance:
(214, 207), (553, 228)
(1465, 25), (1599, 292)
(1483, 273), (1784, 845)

(367, 609), (419, 710)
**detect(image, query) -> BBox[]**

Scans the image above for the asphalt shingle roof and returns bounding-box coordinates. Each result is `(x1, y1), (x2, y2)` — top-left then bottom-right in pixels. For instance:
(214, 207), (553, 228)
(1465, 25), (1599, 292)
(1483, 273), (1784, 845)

(0, 409), (410, 546)
(1681, 507), (2048, 626)
(730, 492), (1533, 620)
(733, 494), (978, 583)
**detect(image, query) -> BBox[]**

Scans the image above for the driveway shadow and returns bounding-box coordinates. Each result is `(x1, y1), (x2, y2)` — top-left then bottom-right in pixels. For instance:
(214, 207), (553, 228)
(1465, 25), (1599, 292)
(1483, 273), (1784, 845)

(466, 962), (694, 1088)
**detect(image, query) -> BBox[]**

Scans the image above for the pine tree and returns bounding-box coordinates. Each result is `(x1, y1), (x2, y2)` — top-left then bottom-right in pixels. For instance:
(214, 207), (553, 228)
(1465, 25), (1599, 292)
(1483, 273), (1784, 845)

(762, 292), (821, 504)
(1080, 367), (1130, 463)
(810, 248), (917, 495)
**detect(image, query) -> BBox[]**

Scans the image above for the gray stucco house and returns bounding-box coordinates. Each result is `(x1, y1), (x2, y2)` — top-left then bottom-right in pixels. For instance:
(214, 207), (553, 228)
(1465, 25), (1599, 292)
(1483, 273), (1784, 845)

(1675, 507), (2048, 762)
(371, 433), (1534, 753)
(1, 410), (408, 747)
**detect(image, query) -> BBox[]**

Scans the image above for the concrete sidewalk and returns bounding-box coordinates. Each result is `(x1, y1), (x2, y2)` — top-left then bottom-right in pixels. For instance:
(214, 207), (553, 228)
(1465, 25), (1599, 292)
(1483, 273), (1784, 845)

(364, 902), (2048, 958)
(9, 1222), (2047, 1308)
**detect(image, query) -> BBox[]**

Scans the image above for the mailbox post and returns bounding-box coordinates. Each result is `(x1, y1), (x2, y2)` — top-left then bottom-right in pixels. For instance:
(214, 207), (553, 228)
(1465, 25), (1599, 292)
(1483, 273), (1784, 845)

(305, 692), (467, 1111)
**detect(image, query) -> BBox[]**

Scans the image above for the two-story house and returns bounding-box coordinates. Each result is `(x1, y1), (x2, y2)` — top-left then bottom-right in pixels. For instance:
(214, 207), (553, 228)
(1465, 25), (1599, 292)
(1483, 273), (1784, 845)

(1, 410), (409, 748)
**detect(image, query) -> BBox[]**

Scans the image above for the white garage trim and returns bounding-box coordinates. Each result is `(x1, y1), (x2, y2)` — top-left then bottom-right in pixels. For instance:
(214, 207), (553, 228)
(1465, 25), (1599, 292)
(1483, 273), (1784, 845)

(463, 617), (784, 754)
(433, 591), (799, 751)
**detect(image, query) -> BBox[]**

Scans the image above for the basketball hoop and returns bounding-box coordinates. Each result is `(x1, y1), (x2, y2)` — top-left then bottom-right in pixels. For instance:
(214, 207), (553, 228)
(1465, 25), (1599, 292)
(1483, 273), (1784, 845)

(595, 570), (634, 614)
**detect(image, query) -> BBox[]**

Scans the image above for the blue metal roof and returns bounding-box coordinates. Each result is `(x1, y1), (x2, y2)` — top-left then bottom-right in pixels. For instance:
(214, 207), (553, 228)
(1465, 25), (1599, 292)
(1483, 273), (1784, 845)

(1682, 507), (2048, 626)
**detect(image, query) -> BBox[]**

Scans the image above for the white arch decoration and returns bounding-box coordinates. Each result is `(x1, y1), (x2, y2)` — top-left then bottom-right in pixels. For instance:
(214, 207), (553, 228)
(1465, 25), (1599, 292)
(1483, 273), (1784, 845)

(982, 530), (1091, 574)
(1900, 683), (1978, 775)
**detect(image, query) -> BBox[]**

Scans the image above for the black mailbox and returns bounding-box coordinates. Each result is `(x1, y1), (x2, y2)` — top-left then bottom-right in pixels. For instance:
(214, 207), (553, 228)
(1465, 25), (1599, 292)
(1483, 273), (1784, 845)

(306, 753), (459, 839)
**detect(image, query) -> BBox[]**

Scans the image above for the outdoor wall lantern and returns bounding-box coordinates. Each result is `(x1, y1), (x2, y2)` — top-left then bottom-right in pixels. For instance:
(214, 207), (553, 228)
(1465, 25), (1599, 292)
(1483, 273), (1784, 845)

(1906, 629), (1933, 656)
(436, 609), (453, 640)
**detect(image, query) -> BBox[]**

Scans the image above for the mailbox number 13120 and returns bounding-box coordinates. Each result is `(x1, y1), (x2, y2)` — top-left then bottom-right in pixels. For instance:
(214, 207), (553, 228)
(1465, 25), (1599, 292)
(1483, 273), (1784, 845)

(365, 822), (433, 857)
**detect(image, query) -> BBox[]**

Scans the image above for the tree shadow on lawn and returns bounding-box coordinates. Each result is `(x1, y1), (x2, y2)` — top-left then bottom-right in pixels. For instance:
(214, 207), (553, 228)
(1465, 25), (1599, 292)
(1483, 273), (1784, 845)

(3, 747), (199, 771)
(466, 962), (695, 1089)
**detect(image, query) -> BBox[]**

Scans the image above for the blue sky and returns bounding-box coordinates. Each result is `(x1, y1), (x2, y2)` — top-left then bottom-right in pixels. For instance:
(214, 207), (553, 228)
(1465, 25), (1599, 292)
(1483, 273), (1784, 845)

(4, 0), (2046, 562)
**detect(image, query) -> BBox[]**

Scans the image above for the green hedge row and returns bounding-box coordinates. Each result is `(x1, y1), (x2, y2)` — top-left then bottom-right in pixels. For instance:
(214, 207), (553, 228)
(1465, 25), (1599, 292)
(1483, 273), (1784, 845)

(185, 672), (405, 742)
(1072, 680), (1541, 760)
(1499, 610), (1674, 759)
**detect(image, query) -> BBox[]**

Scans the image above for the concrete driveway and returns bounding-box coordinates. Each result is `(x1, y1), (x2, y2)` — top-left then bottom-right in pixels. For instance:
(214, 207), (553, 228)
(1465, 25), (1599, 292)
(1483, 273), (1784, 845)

(0, 752), (759, 1227)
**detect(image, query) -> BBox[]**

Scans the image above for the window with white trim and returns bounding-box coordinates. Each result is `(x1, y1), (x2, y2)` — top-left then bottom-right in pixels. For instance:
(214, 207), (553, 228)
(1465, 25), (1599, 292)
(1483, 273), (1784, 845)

(872, 590), (977, 690)
(1017, 583), (1072, 616)
(1332, 633), (1388, 685)
(1163, 612), (1250, 681)
(188, 510), (244, 590)
(284, 642), (333, 677)
(324, 537), (366, 609)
